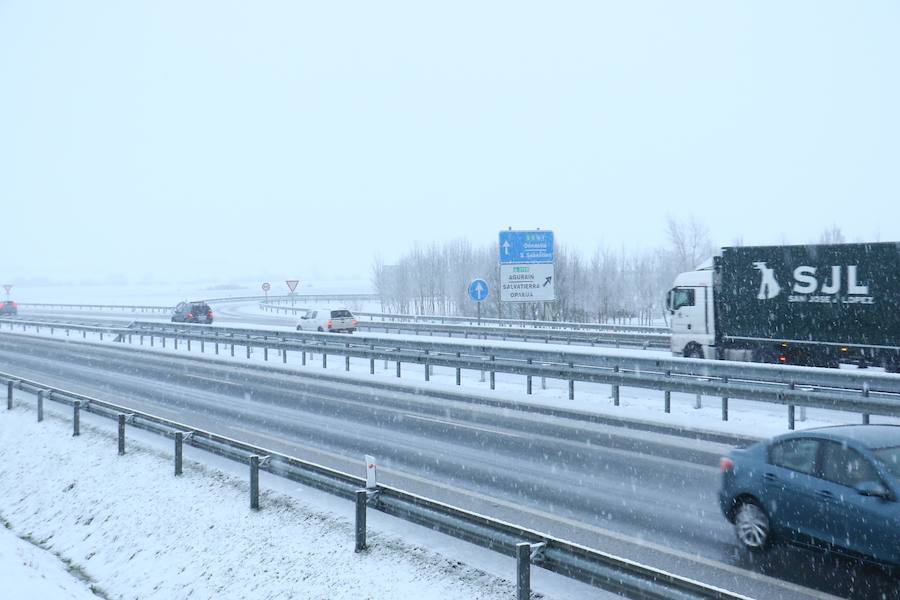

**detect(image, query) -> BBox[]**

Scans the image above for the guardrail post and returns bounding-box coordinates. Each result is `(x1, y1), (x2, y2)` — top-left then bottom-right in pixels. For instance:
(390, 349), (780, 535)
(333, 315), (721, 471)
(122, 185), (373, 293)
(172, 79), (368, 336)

(612, 366), (620, 406)
(322, 352), (328, 369)
(302, 349), (307, 366)
(862, 383), (870, 425)
(200, 339), (205, 353)
(370, 346), (375, 374)
(516, 542), (531, 600)
(345, 352), (351, 372)
(424, 350), (430, 381)
(355, 489), (367, 552)
(7, 381), (13, 410)
(174, 432), (183, 476)
(396, 358), (401, 378)
(73, 401), (80, 436)
(117, 413), (126, 455)
(215, 337), (219, 355)
(99, 331), (103, 341)
(788, 383), (796, 430)
(250, 455), (260, 510)
(246, 342), (251, 359)
(37, 390), (44, 422)
(490, 356), (496, 390)
(526, 359), (533, 395)
(283, 345), (288, 364)
(264, 346), (268, 361)
(162, 335), (166, 348)
(721, 394), (729, 422)
(568, 362), (575, 399)
(174, 337), (178, 350)
(456, 353), (462, 385)
(150, 335), (154, 347)
(664, 371), (671, 413)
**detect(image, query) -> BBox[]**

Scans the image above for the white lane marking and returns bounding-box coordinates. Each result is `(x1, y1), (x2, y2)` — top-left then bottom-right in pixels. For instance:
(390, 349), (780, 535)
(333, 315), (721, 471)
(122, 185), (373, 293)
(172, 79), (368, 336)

(402, 413), (523, 438)
(225, 425), (836, 599)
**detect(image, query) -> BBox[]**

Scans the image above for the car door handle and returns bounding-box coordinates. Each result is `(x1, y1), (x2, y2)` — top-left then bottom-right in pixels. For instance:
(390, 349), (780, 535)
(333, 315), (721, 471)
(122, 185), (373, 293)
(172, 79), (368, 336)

(816, 490), (835, 501)
(763, 473), (779, 483)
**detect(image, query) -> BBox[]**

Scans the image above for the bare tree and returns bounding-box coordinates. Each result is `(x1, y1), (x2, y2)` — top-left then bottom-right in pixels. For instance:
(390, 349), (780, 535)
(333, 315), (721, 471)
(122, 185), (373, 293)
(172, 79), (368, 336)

(819, 224), (846, 245)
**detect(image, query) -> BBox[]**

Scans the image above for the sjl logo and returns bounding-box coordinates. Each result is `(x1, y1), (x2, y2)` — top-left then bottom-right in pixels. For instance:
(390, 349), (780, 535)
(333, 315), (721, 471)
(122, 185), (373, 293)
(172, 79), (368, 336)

(753, 262), (870, 300)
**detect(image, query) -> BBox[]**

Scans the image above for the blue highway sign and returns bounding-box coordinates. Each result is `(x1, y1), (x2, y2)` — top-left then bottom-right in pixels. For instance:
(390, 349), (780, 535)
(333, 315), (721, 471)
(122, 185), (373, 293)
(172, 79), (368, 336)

(468, 279), (489, 302)
(499, 230), (554, 264)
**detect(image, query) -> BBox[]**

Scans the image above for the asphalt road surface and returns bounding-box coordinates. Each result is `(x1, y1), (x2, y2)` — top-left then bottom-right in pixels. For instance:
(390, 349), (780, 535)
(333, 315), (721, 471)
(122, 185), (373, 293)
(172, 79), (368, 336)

(0, 332), (895, 599)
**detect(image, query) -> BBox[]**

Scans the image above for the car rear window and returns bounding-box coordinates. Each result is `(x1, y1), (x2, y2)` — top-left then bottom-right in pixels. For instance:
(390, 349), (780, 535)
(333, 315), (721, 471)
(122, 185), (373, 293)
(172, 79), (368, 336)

(191, 303), (210, 312)
(330, 310), (352, 318)
(769, 438), (819, 475)
(874, 446), (900, 479)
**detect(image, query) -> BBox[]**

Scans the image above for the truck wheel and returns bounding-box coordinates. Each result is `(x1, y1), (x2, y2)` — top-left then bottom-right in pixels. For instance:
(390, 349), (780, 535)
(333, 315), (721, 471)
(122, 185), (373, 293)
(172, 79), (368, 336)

(683, 344), (704, 359)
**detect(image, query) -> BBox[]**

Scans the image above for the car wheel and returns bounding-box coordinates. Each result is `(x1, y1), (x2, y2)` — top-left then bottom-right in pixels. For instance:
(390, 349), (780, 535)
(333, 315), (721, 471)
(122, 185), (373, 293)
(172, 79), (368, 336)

(733, 500), (772, 552)
(317, 327), (324, 332)
(296, 325), (301, 331)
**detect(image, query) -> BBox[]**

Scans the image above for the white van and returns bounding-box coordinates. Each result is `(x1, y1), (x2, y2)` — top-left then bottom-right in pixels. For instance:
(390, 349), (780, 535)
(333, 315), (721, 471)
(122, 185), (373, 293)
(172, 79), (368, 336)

(296, 308), (358, 333)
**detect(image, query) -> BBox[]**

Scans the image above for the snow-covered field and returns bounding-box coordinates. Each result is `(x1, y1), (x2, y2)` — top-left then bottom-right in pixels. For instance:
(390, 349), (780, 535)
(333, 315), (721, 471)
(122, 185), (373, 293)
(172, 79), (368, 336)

(0, 396), (601, 600)
(5, 281), (374, 307)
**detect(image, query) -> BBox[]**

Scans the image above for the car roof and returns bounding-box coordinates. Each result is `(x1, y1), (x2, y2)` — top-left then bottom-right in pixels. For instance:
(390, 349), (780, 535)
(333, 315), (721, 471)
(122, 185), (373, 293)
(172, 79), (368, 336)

(780, 425), (900, 449)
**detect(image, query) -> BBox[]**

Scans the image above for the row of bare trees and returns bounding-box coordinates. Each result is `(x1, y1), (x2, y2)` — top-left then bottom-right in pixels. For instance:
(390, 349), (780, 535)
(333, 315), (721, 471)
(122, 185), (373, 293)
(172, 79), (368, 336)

(372, 217), (718, 324)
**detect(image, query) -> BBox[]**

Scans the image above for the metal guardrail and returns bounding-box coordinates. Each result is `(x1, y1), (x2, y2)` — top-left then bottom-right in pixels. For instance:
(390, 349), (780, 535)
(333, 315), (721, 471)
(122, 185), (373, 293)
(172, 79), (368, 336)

(3, 318), (899, 430)
(1, 371), (751, 600)
(17, 302), (172, 313)
(258, 304), (668, 349)
(260, 300), (667, 334)
(356, 320), (670, 349)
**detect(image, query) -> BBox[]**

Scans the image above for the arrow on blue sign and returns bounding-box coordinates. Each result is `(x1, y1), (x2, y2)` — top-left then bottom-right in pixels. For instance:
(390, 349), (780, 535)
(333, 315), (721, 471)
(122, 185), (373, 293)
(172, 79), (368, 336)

(498, 230), (554, 264)
(468, 279), (489, 302)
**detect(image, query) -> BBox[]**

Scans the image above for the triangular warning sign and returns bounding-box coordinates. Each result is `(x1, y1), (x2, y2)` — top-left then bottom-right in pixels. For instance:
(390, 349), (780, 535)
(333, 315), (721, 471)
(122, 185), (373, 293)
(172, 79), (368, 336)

(285, 280), (300, 292)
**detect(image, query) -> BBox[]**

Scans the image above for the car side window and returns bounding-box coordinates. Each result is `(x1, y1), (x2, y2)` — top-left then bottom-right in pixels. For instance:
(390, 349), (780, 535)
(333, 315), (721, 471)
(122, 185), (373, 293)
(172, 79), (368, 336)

(309, 311), (316, 319)
(769, 438), (819, 475)
(819, 441), (880, 488)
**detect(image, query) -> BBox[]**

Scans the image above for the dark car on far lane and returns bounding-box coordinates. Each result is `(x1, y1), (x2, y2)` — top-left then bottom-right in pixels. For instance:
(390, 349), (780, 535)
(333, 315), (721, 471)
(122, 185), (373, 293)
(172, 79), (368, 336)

(720, 425), (900, 573)
(0, 300), (17, 316)
(171, 301), (214, 324)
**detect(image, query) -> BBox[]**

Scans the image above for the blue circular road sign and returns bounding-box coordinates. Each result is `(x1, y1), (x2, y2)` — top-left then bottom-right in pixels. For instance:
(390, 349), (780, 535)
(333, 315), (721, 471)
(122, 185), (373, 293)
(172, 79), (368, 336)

(468, 279), (489, 302)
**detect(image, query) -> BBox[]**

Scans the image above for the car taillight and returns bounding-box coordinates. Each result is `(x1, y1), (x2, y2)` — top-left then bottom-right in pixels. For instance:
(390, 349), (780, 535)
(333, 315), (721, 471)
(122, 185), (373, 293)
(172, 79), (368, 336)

(188, 312), (194, 319)
(326, 320), (333, 329)
(778, 355), (787, 364)
(720, 457), (735, 472)
(207, 311), (213, 318)
(352, 319), (358, 326)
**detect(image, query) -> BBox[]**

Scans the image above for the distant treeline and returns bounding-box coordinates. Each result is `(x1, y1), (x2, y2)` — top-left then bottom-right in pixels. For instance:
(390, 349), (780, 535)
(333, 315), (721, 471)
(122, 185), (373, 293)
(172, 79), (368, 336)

(372, 217), (716, 324)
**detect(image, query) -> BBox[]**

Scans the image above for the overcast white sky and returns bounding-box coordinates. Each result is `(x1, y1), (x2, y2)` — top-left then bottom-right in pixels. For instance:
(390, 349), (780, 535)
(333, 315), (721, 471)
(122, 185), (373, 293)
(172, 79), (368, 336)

(2, 1), (898, 283)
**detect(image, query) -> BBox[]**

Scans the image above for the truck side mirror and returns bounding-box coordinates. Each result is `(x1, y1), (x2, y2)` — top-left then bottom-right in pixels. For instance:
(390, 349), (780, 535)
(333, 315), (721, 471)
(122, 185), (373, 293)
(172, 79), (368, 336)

(665, 290), (674, 313)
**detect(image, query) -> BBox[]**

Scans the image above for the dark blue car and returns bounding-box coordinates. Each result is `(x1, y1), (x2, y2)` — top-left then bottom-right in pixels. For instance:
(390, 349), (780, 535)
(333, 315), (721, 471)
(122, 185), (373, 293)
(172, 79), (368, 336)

(719, 425), (900, 571)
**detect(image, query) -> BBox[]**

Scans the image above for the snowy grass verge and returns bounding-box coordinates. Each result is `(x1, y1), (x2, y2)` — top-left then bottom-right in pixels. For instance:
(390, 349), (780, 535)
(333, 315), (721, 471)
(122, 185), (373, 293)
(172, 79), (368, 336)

(0, 392), (604, 600)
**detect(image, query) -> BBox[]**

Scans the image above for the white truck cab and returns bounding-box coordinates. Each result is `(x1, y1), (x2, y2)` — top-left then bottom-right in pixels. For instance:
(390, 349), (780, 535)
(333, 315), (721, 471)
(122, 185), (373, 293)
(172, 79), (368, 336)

(666, 260), (715, 359)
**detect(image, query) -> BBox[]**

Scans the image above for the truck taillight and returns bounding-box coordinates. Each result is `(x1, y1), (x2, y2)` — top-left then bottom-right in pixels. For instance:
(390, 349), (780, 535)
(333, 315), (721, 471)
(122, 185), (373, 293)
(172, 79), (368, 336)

(720, 457), (735, 472)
